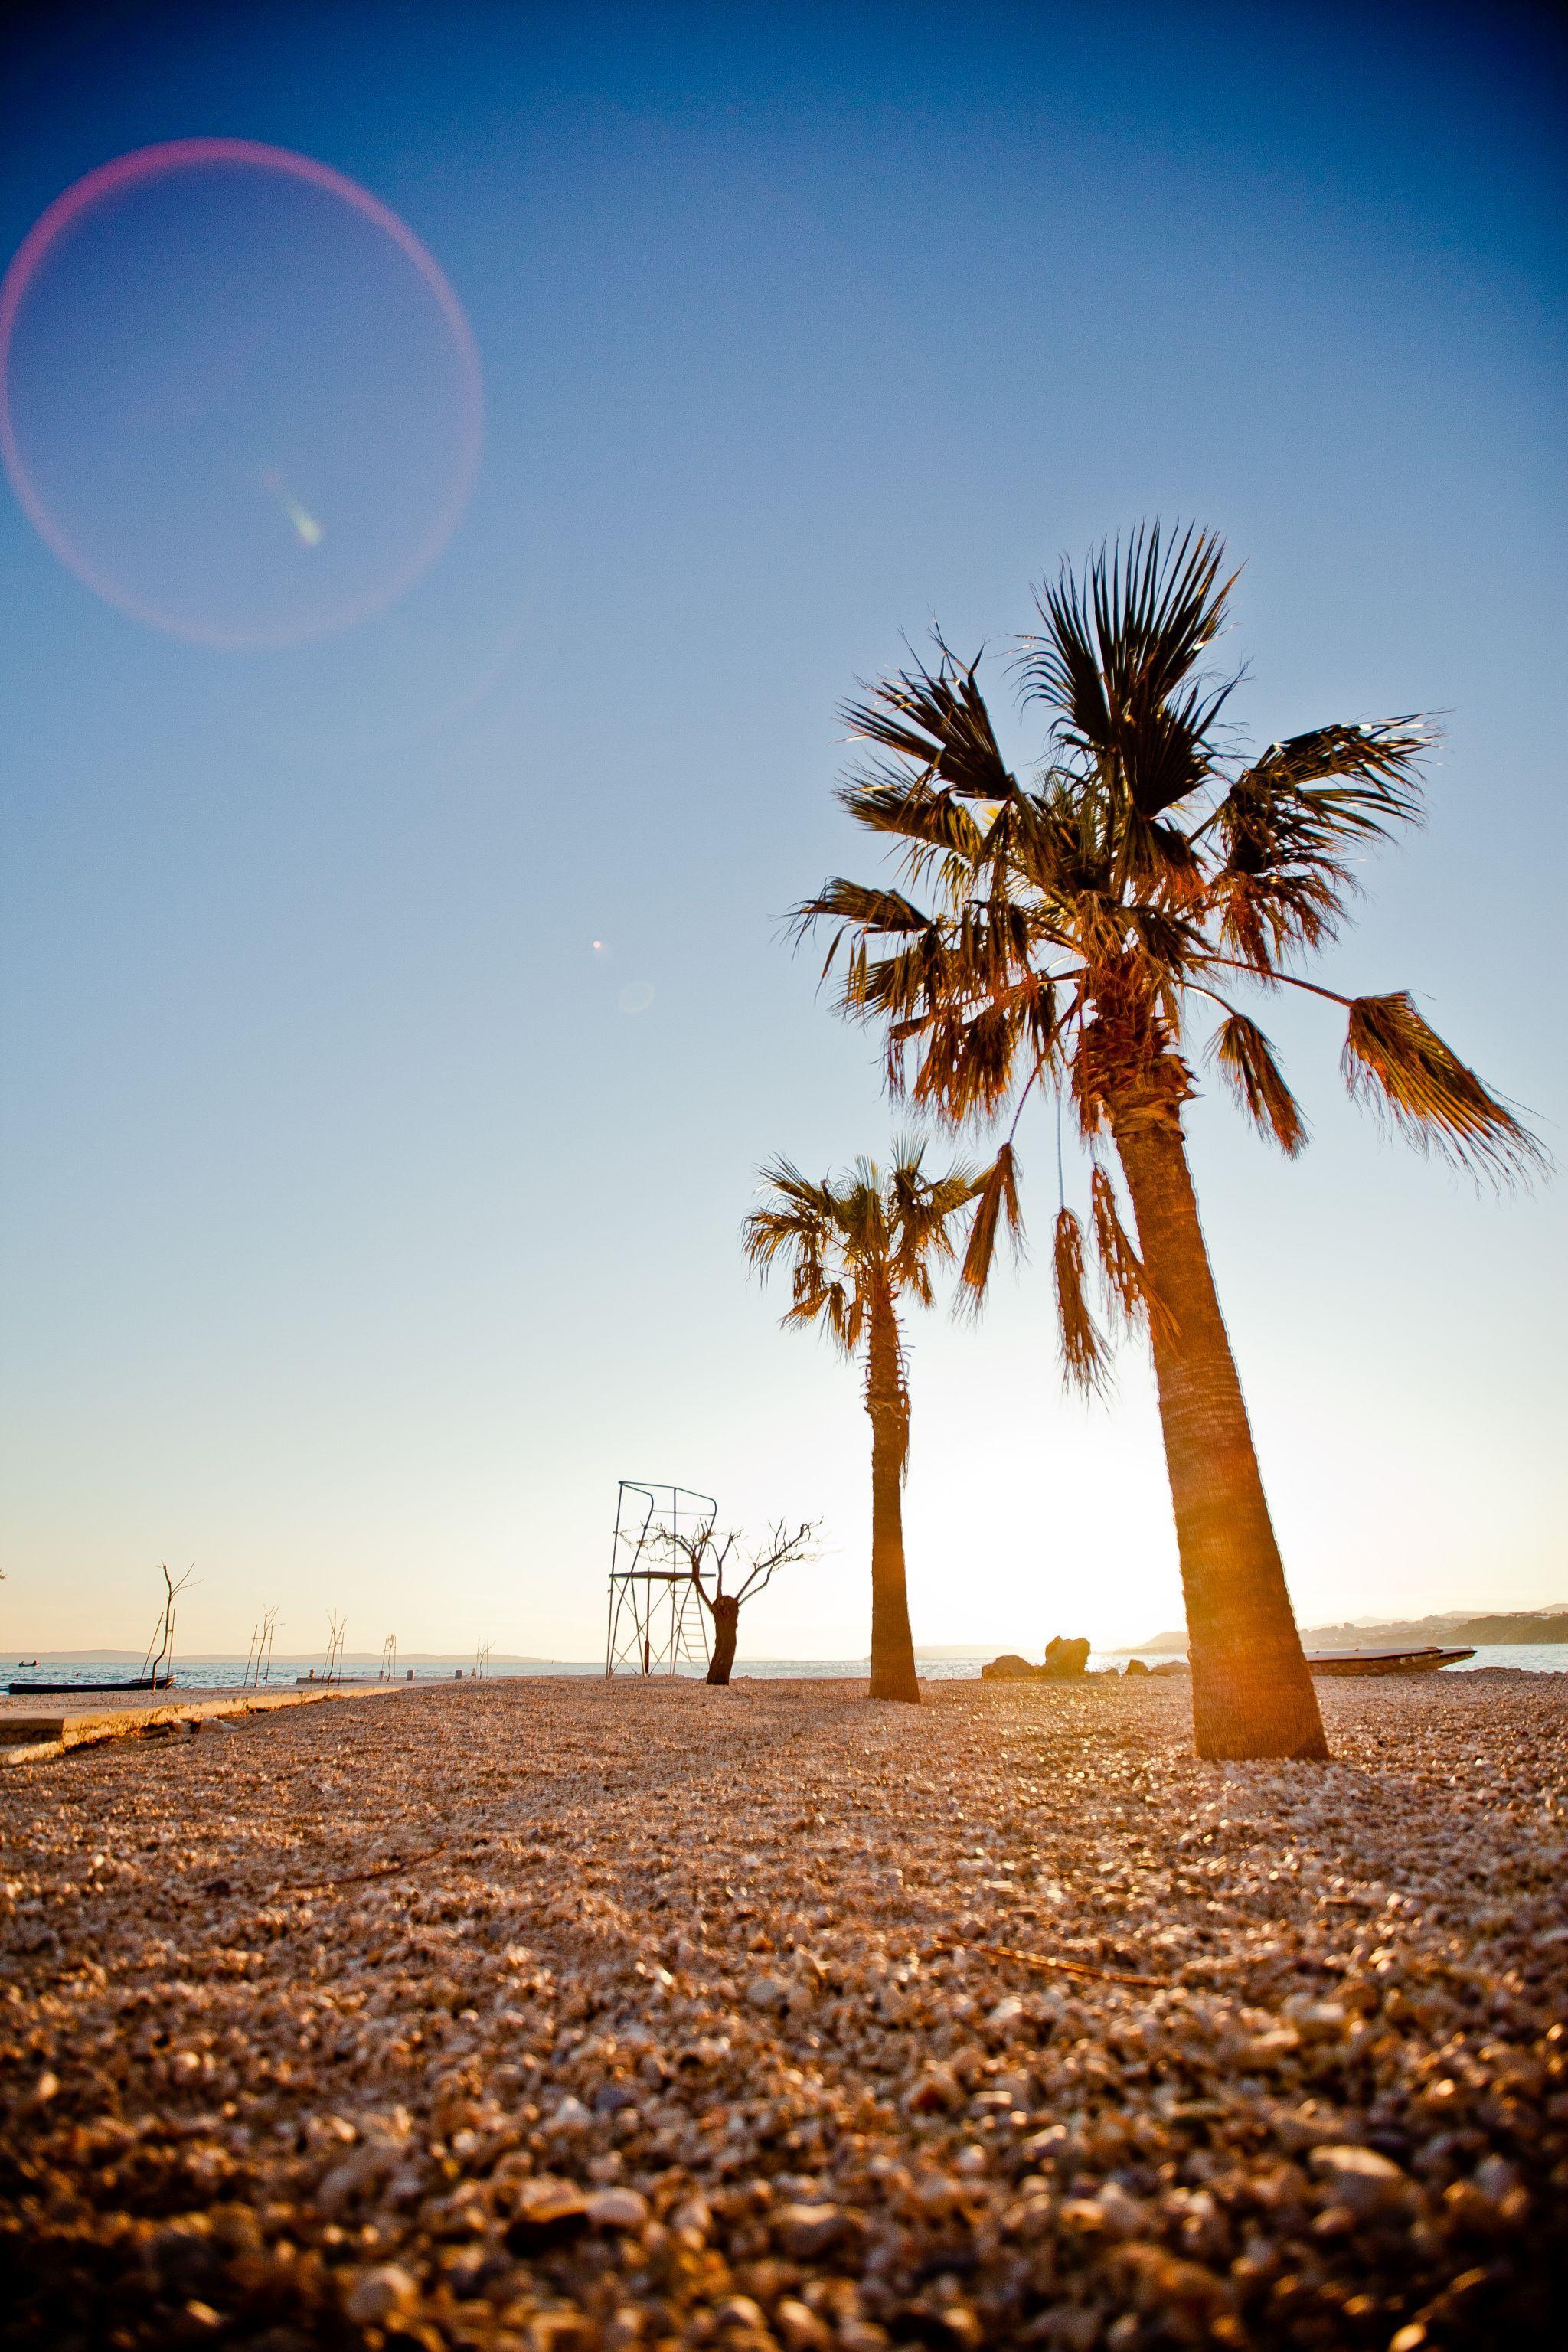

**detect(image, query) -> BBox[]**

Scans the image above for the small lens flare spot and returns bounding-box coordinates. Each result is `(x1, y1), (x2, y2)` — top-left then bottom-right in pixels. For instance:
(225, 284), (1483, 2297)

(617, 980), (655, 1015)
(260, 469), (324, 547)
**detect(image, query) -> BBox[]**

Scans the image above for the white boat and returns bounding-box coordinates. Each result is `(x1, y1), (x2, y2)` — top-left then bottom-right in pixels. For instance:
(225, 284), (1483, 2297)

(1304, 1645), (1475, 1677)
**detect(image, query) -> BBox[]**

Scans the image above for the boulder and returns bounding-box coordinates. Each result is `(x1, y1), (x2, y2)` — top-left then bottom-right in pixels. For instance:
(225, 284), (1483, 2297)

(981, 1654), (1040, 1681)
(1042, 1636), (1091, 1678)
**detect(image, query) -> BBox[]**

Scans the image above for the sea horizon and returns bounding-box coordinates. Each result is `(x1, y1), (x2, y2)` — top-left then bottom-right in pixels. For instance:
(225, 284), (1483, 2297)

(7, 1644), (1565, 1690)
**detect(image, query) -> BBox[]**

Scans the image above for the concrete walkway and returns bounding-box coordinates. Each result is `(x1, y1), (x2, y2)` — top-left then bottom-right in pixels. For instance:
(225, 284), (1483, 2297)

(0, 1679), (407, 1766)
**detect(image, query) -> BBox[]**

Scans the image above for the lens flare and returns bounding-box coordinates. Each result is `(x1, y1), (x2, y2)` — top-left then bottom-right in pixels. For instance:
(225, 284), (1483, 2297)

(260, 469), (325, 546)
(0, 139), (483, 649)
(618, 981), (655, 1015)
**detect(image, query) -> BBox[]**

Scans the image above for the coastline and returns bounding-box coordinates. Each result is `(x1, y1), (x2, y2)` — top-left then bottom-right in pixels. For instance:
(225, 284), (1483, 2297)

(7, 1643), (1565, 1695)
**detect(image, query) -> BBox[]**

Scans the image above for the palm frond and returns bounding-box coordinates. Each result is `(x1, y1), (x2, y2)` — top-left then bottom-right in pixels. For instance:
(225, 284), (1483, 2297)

(840, 649), (1014, 802)
(1053, 1206), (1110, 1391)
(1207, 718), (1434, 970)
(1342, 994), (1546, 1184)
(1240, 718), (1432, 812)
(903, 999), (1023, 1122)
(958, 1142), (1023, 1311)
(836, 776), (986, 903)
(1018, 524), (1241, 816)
(1208, 1011), (1308, 1155)
(1089, 1161), (1152, 1328)
(789, 877), (934, 978)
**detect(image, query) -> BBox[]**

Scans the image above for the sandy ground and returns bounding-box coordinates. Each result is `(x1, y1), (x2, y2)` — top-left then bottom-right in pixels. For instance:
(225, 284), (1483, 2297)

(1, 1672), (1563, 2352)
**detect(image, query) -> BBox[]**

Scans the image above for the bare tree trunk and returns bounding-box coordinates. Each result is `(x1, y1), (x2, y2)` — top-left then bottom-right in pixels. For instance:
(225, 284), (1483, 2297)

(1111, 1102), (1328, 1762)
(865, 1296), (920, 1704)
(707, 1596), (740, 1686)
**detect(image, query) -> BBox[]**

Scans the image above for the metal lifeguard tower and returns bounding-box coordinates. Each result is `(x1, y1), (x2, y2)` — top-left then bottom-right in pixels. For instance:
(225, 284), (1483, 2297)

(606, 1481), (714, 1677)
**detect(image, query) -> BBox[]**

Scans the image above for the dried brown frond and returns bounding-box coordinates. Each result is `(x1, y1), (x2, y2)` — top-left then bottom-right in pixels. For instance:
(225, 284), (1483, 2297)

(1089, 1163), (1148, 1328)
(906, 1001), (1022, 1122)
(1053, 1207), (1110, 1391)
(1208, 1011), (1308, 1156)
(958, 1143), (1023, 1312)
(789, 878), (933, 980)
(1341, 993), (1546, 1184)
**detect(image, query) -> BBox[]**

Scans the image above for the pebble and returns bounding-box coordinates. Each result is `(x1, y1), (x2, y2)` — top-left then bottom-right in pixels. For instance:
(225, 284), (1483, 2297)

(1308, 2141), (1410, 2213)
(585, 2185), (650, 2229)
(0, 1669), (1563, 2350)
(343, 2262), (418, 2324)
(773, 2200), (853, 2256)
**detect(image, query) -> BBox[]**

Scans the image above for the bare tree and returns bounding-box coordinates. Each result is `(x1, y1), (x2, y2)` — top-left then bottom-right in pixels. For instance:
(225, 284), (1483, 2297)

(245, 1603), (281, 1688)
(142, 1562), (196, 1688)
(650, 1517), (819, 1685)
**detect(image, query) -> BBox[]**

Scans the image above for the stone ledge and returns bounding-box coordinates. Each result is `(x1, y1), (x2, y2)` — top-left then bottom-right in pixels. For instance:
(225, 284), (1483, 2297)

(0, 1680), (406, 1766)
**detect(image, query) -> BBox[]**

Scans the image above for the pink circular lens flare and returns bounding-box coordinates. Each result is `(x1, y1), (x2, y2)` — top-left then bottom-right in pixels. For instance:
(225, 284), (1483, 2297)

(0, 140), (483, 649)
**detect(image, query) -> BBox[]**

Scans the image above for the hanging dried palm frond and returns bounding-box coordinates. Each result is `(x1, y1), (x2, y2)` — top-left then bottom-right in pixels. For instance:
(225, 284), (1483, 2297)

(959, 1142), (1023, 1312)
(1053, 1207), (1109, 1391)
(1089, 1164), (1146, 1324)
(1209, 1011), (1308, 1156)
(1342, 994), (1546, 1184)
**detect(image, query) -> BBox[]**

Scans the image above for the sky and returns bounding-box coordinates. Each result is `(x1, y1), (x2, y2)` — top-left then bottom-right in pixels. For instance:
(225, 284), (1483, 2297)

(2, 0), (1564, 1664)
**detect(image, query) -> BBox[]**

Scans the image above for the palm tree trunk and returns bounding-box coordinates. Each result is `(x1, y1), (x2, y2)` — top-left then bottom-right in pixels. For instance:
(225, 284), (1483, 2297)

(1110, 1102), (1328, 1761)
(865, 1298), (920, 1704)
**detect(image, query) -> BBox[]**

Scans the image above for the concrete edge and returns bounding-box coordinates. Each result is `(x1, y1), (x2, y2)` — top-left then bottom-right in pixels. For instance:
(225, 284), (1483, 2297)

(0, 1680), (405, 1768)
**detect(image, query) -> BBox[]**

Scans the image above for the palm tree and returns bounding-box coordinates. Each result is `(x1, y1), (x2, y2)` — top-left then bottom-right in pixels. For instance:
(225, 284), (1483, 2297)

(743, 1147), (977, 1703)
(795, 526), (1543, 1762)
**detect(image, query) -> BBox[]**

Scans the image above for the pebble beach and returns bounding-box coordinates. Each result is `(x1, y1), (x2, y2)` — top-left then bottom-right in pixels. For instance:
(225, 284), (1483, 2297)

(2, 1672), (1563, 2351)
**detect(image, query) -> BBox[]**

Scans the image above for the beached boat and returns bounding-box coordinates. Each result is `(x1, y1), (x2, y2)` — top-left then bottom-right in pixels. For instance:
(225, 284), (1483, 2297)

(1305, 1645), (1475, 1677)
(8, 1673), (175, 1695)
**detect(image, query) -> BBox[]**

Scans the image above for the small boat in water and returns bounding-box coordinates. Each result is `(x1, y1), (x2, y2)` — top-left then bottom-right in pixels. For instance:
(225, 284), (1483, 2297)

(8, 1673), (175, 1695)
(1305, 1646), (1475, 1677)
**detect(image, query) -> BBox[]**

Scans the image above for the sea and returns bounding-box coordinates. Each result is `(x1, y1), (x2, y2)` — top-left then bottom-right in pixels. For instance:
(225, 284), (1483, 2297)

(7, 1645), (1564, 1692)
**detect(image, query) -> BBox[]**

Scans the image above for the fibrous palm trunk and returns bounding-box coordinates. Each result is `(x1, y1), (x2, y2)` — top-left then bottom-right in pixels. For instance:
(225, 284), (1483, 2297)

(707, 1596), (740, 1686)
(865, 1295), (920, 1704)
(1111, 1101), (1328, 1762)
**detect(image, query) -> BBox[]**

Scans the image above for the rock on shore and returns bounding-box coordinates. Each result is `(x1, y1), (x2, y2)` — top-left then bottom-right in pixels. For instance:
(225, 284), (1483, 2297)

(1, 1672), (1563, 2349)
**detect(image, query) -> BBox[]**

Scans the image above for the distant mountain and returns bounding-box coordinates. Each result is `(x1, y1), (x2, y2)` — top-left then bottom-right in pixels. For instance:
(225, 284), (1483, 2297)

(1122, 1606), (1568, 1655)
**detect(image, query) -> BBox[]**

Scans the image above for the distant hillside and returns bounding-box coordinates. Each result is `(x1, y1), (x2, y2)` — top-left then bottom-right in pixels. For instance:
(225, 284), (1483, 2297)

(1124, 1606), (1568, 1655)
(1446, 1612), (1567, 1645)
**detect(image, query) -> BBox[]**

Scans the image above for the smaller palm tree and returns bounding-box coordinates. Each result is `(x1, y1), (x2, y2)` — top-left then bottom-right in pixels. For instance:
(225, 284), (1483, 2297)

(743, 1146), (977, 1703)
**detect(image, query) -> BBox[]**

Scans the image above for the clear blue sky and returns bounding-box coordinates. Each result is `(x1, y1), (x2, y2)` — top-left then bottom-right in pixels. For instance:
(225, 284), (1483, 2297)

(3, 0), (1563, 1661)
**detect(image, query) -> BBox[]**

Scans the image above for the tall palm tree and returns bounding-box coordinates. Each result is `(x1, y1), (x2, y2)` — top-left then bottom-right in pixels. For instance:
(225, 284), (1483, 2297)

(795, 526), (1542, 1762)
(743, 1147), (977, 1704)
